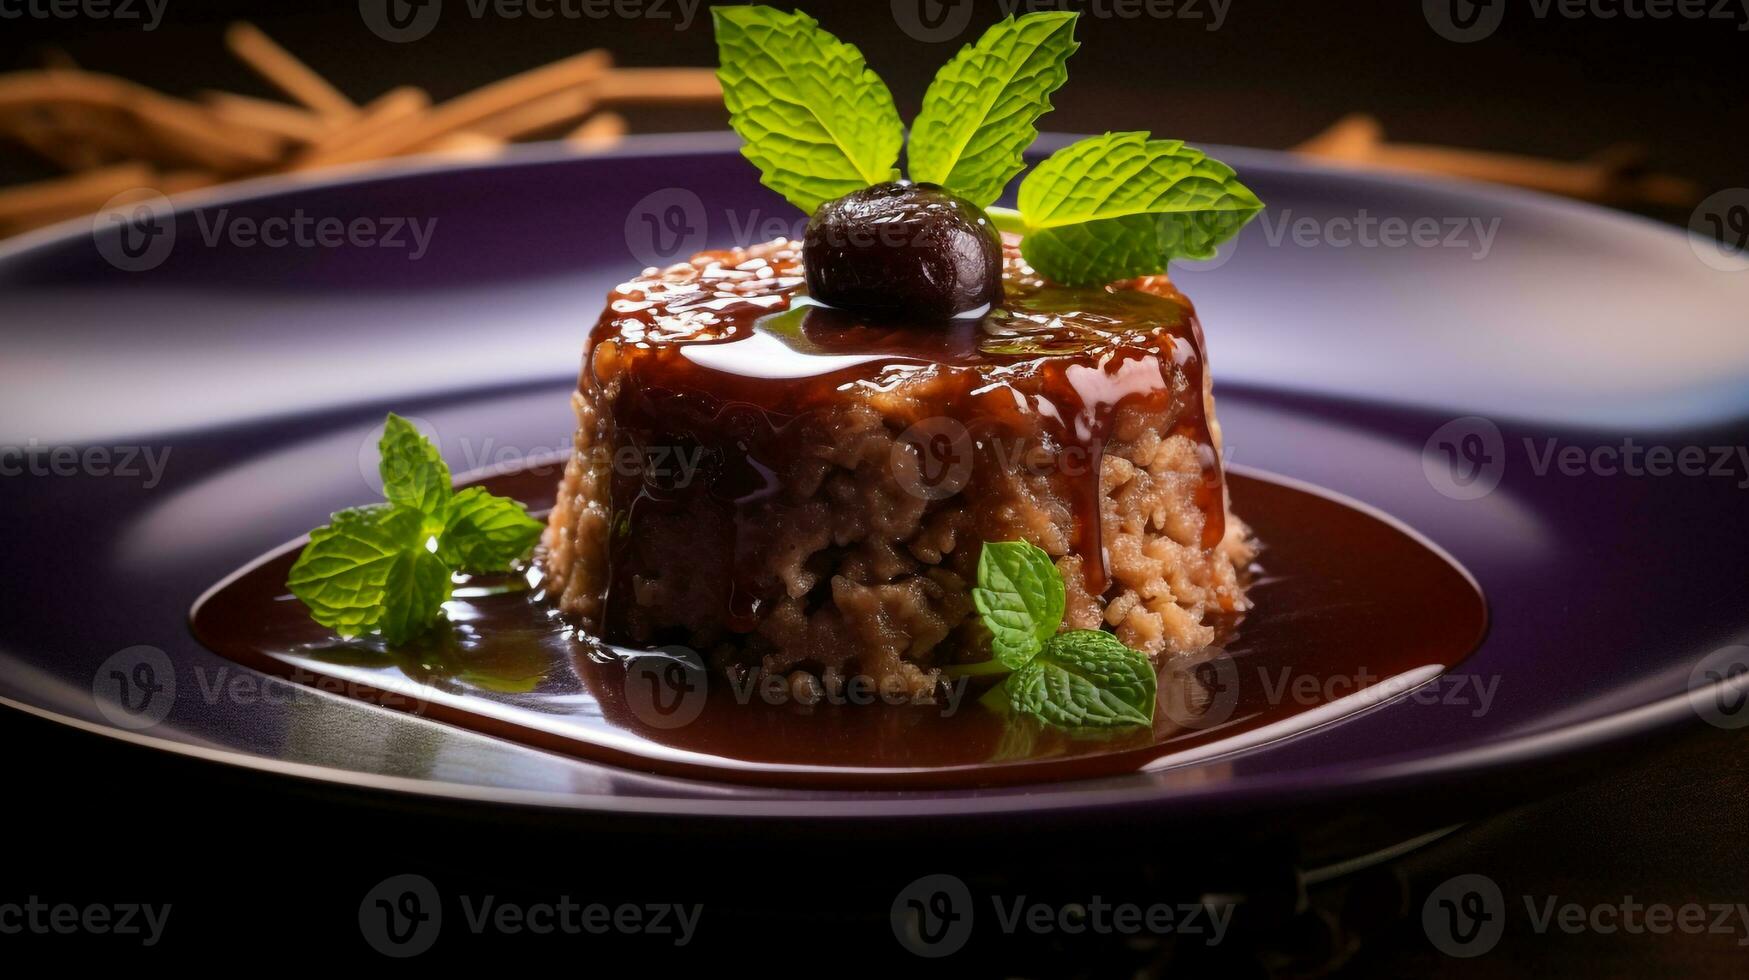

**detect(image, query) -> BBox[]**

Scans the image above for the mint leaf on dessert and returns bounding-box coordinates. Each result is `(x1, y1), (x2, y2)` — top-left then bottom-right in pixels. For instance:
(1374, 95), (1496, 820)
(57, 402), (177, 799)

(287, 413), (543, 645)
(287, 504), (451, 644)
(973, 540), (1065, 669)
(379, 413), (452, 515)
(908, 11), (1079, 209)
(440, 486), (545, 574)
(1008, 629), (1157, 730)
(713, 5), (904, 214)
(1012, 132), (1263, 285)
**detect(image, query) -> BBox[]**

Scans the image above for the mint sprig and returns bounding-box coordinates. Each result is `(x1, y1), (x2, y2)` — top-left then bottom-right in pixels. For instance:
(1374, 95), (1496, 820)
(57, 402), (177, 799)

(712, 7), (1261, 288)
(973, 539), (1066, 669)
(712, 5), (904, 214)
(908, 11), (1079, 209)
(1010, 132), (1265, 284)
(965, 540), (1158, 732)
(287, 414), (544, 645)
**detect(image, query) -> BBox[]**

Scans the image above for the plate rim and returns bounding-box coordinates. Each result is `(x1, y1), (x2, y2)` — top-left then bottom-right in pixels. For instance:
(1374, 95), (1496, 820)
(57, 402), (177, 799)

(1, 131), (1738, 818)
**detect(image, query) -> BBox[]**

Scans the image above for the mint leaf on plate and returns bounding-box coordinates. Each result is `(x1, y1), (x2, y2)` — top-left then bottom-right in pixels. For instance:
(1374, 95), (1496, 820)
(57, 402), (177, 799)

(908, 11), (1079, 209)
(287, 503), (450, 644)
(440, 486), (545, 574)
(713, 5), (904, 214)
(379, 413), (452, 515)
(1008, 629), (1157, 730)
(973, 540), (1065, 669)
(288, 413), (544, 645)
(1015, 132), (1263, 285)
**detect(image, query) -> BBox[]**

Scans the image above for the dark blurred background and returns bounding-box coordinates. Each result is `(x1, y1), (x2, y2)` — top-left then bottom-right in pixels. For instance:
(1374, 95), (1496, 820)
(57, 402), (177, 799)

(3, 0), (1745, 227)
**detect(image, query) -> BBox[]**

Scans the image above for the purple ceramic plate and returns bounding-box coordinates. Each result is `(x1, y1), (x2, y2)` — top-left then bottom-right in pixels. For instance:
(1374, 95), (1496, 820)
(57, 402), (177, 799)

(1, 132), (1746, 820)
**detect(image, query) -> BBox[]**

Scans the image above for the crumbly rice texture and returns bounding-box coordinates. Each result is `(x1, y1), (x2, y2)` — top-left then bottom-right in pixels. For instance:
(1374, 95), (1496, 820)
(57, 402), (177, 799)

(544, 251), (1255, 700)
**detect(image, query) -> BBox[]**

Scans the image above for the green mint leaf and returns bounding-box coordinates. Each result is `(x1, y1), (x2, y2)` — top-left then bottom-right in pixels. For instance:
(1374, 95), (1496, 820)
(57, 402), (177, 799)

(379, 413), (451, 515)
(908, 11), (1079, 209)
(291, 412), (542, 645)
(376, 542), (455, 646)
(440, 486), (544, 574)
(1016, 132), (1263, 285)
(713, 5), (904, 214)
(973, 540), (1065, 670)
(287, 503), (452, 644)
(1008, 629), (1156, 730)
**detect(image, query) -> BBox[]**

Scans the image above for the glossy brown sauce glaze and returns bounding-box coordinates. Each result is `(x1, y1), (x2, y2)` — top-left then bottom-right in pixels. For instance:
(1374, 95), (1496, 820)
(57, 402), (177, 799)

(587, 239), (1221, 630)
(190, 466), (1487, 790)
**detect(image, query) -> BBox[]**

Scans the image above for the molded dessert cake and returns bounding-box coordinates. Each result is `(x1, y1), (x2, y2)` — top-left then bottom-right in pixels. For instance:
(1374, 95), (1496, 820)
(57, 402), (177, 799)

(544, 238), (1254, 698)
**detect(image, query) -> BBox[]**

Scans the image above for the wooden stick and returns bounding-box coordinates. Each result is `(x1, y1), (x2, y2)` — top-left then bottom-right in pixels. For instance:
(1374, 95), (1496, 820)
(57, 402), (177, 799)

(290, 86), (429, 168)
(0, 70), (280, 172)
(467, 87), (595, 142)
(591, 67), (720, 105)
(419, 131), (505, 161)
(200, 90), (329, 143)
(0, 163), (156, 223)
(1, 103), (140, 169)
(224, 22), (356, 121)
(292, 48), (611, 169)
(1295, 113), (1701, 206)
(567, 111), (627, 150)
(1292, 112), (1382, 160)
